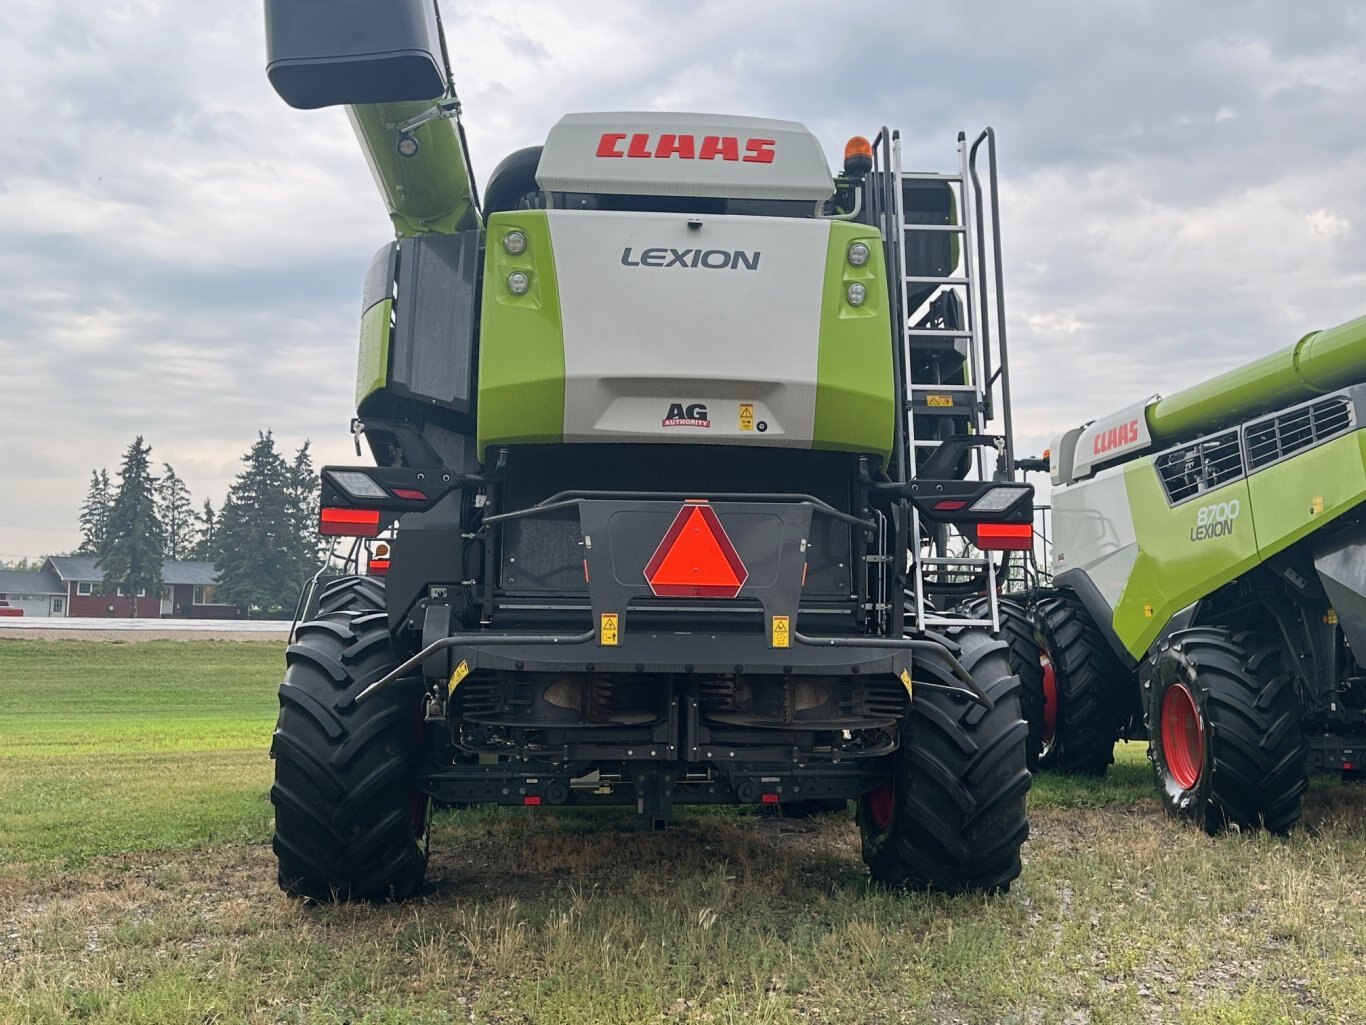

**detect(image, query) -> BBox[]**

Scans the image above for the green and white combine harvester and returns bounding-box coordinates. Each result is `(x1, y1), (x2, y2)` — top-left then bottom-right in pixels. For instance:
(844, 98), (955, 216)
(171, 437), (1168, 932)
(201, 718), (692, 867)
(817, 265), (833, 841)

(261, 0), (1040, 899)
(1023, 312), (1366, 832)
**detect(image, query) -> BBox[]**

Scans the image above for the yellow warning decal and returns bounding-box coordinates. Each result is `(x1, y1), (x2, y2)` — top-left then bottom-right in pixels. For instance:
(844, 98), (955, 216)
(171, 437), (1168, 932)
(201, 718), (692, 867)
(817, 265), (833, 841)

(772, 615), (790, 648)
(899, 668), (914, 697)
(448, 659), (471, 696)
(926, 395), (954, 408)
(739, 402), (755, 431)
(1143, 603), (1154, 619)
(601, 613), (620, 646)
(1312, 495), (1324, 515)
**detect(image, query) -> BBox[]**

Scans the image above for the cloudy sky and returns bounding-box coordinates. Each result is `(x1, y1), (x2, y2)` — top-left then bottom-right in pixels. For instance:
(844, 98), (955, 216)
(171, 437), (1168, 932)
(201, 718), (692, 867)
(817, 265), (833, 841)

(1, 1), (1364, 560)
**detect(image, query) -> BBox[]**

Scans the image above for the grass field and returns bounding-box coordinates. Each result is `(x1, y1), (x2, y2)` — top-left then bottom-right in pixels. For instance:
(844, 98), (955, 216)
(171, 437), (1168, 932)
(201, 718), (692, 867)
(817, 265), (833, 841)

(3, 639), (1366, 1024)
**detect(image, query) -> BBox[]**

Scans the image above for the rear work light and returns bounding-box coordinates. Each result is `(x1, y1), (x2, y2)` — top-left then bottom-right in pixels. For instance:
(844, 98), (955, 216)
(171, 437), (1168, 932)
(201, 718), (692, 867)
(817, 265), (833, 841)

(329, 470), (389, 499)
(974, 522), (1034, 551)
(320, 507), (382, 537)
(968, 485), (1032, 513)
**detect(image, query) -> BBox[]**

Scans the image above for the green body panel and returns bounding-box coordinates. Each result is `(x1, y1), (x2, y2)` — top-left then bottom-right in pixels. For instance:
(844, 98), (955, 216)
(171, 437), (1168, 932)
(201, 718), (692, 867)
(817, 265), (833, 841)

(347, 102), (480, 237)
(355, 298), (392, 408)
(476, 212), (566, 456)
(1246, 431), (1366, 560)
(1086, 429), (1366, 659)
(1146, 313), (1366, 442)
(812, 222), (895, 460)
(1112, 465), (1260, 658)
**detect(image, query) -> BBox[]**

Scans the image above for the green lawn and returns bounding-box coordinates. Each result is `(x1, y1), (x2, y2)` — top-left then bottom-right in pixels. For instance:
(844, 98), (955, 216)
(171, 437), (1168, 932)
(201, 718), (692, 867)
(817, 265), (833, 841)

(3, 639), (1366, 1025)
(0, 640), (279, 865)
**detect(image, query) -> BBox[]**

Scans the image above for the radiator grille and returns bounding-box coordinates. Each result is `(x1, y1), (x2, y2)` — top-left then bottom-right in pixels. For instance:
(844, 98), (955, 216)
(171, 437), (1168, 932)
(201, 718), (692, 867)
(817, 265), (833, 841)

(1245, 397), (1353, 470)
(1154, 430), (1243, 504)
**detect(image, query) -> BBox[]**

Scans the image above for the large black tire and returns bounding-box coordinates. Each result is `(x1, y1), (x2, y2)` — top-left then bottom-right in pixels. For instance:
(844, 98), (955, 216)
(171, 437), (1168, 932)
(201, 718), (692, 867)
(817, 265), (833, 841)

(271, 591), (430, 902)
(315, 574), (387, 618)
(1147, 627), (1307, 834)
(857, 625), (1031, 894)
(1032, 592), (1128, 775)
(964, 596), (1047, 771)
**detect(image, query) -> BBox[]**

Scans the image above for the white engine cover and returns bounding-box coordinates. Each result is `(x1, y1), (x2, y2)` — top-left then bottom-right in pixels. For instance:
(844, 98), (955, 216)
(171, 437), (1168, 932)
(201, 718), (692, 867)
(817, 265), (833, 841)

(547, 209), (833, 447)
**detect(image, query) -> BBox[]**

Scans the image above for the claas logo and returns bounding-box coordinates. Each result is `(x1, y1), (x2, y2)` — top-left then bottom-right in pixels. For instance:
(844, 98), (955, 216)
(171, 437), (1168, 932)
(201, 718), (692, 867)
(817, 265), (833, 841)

(596, 132), (776, 164)
(1093, 418), (1141, 456)
(662, 403), (710, 428)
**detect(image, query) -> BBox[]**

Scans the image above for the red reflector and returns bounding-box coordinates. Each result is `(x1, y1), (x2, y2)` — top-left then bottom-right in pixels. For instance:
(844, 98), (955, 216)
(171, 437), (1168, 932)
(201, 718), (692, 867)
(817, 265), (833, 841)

(391, 488), (428, 501)
(320, 507), (382, 537)
(975, 522), (1034, 551)
(523, 795), (542, 806)
(643, 503), (748, 598)
(367, 558), (390, 576)
(1345, 762), (1357, 771)
(761, 793), (780, 805)
(933, 499), (969, 511)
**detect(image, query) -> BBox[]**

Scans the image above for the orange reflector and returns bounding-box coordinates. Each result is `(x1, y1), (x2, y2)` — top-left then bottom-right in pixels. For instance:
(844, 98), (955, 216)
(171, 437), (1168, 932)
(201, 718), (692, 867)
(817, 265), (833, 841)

(975, 522), (1034, 551)
(644, 503), (748, 598)
(320, 507), (382, 537)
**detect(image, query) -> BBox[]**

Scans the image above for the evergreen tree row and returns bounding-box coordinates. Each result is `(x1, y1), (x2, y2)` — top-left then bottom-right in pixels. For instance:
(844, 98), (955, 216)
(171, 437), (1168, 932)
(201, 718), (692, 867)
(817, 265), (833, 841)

(75, 432), (322, 618)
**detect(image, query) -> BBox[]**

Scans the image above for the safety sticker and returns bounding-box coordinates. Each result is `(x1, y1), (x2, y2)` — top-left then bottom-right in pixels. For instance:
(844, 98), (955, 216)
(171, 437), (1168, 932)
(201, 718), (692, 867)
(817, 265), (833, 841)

(601, 612), (620, 646)
(926, 395), (954, 408)
(448, 659), (471, 696)
(771, 615), (790, 648)
(1312, 495), (1324, 515)
(739, 402), (755, 431)
(899, 668), (914, 697)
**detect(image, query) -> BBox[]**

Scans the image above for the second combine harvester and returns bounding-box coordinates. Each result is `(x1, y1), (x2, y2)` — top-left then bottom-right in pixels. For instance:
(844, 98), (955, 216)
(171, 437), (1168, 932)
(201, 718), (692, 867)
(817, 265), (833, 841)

(261, 0), (1038, 899)
(1031, 311), (1366, 833)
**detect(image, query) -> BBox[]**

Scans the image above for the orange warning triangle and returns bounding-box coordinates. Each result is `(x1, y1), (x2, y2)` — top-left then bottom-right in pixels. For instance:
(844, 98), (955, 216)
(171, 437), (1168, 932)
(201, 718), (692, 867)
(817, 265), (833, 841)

(644, 504), (748, 598)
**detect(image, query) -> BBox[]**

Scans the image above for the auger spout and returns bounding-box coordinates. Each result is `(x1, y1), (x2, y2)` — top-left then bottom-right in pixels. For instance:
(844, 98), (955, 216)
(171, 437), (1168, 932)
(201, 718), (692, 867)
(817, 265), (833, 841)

(264, 0), (480, 236)
(1146, 312), (1366, 442)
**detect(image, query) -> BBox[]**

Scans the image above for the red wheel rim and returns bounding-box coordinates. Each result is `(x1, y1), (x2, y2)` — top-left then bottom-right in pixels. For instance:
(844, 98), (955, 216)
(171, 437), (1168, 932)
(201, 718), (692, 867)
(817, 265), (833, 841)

(867, 784), (894, 830)
(1039, 653), (1059, 747)
(1161, 682), (1204, 791)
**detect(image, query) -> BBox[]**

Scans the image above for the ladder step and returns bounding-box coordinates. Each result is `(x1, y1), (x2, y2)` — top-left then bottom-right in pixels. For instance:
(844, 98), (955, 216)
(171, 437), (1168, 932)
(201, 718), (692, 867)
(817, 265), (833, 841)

(901, 173), (962, 183)
(905, 275), (969, 285)
(910, 384), (979, 392)
(904, 328), (972, 338)
(903, 223), (966, 234)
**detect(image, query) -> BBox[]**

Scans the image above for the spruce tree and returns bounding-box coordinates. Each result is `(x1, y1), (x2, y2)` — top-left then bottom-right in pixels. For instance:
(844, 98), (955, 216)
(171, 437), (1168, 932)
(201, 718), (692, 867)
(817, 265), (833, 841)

(192, 499), (218, 560)
(77, 469), (113, 554)
(215, 432), (304, 617)
(97, 437), (165, 617)
(158, 463), (197, 562)
(286, 441), (324, 570)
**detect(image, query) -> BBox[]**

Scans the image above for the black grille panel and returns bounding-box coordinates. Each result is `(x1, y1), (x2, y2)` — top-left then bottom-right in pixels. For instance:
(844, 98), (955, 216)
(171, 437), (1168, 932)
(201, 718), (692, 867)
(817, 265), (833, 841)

(1154, 431), (1243, 504)
(1245, 397), (1353, 470)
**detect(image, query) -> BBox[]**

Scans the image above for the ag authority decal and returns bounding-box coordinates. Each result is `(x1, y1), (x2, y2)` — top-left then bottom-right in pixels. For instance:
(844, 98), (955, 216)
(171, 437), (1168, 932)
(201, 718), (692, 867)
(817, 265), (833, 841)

(1191, 499), (1241, 541)
(663, 403), (710, 428)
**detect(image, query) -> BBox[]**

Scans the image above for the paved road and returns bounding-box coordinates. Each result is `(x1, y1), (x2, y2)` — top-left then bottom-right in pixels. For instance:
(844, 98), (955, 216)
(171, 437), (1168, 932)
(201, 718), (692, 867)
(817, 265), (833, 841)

(0, 617), (289, 641)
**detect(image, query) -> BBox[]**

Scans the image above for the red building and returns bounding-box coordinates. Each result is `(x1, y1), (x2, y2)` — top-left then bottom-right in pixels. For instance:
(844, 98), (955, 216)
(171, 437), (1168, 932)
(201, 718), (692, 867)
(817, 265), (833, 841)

(40, 556), (242, 619)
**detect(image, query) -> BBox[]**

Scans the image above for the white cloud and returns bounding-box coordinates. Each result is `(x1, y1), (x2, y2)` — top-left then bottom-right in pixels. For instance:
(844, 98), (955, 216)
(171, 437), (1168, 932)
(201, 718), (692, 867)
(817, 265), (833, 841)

(1, 0), (1364, 556)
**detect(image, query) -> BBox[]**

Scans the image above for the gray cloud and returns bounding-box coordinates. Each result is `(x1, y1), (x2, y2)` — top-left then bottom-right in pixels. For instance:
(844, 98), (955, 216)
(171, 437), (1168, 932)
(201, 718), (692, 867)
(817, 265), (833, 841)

(1, 0), (1363, 555)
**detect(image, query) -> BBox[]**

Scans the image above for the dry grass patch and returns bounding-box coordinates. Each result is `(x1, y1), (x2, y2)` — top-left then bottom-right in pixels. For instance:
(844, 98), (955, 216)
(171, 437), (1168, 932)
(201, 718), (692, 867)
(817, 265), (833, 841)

(4, 789), (1366, 1024)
